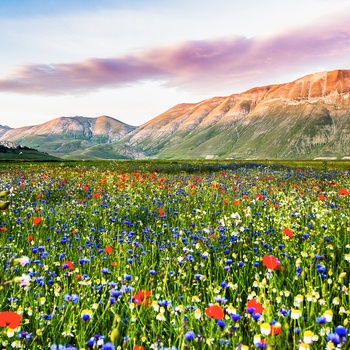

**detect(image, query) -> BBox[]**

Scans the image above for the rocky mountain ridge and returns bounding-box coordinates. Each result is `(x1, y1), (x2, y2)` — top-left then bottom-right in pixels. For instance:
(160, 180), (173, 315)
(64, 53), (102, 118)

(119, 70), (350, 159)
(0, 115), (137, 159)
(1, 69), (350, 159)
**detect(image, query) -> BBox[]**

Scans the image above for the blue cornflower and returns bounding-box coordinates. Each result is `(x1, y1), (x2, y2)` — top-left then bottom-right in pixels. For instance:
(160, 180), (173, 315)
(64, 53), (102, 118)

(34, 276), (44, 286)
(214, 295), (227, 303)
(158, 299), (172, 307)
(123, 274), (132, 281)
(194, 274), (203, 280)
(121, 285), (133, 293)
(327, 333), (340, 345)
(231, 313), (241, 321)
(79, 258), (90, 266)
(184, 330), (195, 341)
(109, 289), (122, 298)
(335, 325), (347, 337)
(63, 294), (79, 303)
(218, 339), (230, 345)
(246, 307), (256, 314)
(102, 343), (115, 350)
(316, 316), (327, 324)
(220, 281), (228, 289)
(252, 313), (261, 321)
(217, 320), (226, 329)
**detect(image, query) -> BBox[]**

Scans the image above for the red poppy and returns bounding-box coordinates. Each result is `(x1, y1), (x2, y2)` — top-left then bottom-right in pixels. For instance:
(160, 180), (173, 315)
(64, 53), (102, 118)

(158, 208), (165, 217)
(134, 346), (144, 350)
(62, 260), (74, 270)
(282, 228), (293, 237)
(0, 227), (8, 232)
(93, 193), (101, 199)
(33, 217), (42, 226)
(318, 194), (326, 201)
(205, 304), (224, 320)
(0, 311), (21, 328)
(262, 255), (280, 270)
(246, 298), (264, 314)
(133, 290), (151, 306)
(255, 194), (263, 200)
(27, 235), (34, 242)
(104, 246), (113, 254)
(270, 322), (282, 335)
(339, 188), (349, 195)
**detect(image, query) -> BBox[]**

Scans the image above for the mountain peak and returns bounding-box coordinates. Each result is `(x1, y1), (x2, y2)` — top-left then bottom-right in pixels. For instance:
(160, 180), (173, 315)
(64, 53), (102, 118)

(1, 68), (349, 160)
(267, 69), (350, 100)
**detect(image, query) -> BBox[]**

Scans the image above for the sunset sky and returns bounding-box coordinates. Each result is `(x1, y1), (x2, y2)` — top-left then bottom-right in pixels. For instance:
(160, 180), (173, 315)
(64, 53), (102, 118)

(1, 0), (350, 128)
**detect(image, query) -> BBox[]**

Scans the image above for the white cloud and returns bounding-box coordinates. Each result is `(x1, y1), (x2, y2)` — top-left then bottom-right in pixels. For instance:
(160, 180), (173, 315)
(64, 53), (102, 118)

(0, 81), (199, 128)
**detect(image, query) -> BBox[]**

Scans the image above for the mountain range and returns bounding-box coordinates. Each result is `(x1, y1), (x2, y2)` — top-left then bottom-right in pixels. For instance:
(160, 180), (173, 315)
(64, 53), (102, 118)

(1, 69), (350, 160)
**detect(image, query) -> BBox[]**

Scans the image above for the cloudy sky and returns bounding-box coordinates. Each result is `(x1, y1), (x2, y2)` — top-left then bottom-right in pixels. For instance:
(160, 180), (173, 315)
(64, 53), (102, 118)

(1, 0), (350, 128)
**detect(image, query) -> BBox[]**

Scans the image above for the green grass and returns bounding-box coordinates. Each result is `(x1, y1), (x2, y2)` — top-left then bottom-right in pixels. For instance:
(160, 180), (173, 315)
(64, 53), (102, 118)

(0, 159), (349, 349)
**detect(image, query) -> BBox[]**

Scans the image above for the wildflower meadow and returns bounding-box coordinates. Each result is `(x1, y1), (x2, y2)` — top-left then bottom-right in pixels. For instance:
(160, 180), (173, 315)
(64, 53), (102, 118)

(0, 161), (349, 350)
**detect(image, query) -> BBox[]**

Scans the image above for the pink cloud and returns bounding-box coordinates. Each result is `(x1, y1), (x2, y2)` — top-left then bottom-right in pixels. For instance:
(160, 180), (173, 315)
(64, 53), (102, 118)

(1, 15), (350, 95)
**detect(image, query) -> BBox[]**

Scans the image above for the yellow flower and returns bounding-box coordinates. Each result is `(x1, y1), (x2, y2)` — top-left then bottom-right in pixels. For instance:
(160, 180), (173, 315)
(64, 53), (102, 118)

(294, 294), (304, 306)
(225, 304), (236, 314)
(7, 328), (15, 338)
(333, 297), (340, 305)
(306, 293), (313, 302)
(254, 334), (262, 344)
(323, 310), (333, 322)
(284, 290), (291, 297)
(10, 340), (21, 348)
(326, 341), (336, 349)
(339, 272), (347, 279)
(303, 330), (313, 344)
(291, 308), (302, 319)
(151, 300), (159, 312)
(260, 323), (270, 336)
(194, 309), (202, 319)
(205, 338), (214, 345)
(156, 312), (166, 321)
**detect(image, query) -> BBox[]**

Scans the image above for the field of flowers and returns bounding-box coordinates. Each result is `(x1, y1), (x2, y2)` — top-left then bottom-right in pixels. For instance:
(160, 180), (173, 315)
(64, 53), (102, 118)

(0, 161), (349, 349)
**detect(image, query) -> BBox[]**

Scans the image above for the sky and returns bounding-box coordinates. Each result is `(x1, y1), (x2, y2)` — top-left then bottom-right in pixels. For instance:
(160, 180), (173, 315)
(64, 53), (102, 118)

(1, 0), (350, 128)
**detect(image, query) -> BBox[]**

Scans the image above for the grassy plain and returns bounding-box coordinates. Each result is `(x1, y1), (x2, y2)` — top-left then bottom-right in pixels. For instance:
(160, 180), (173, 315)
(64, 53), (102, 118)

(0, 160), (349, 349)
